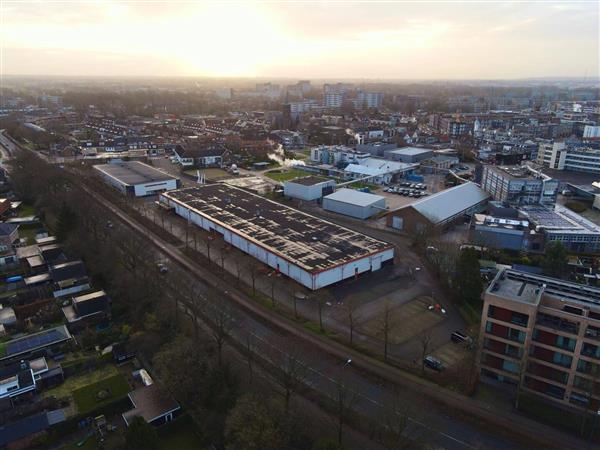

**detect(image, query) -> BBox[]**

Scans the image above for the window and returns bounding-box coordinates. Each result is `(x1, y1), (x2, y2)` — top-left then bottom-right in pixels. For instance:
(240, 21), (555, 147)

(502, 360), (519, 374)
(552, 352), (573, 368)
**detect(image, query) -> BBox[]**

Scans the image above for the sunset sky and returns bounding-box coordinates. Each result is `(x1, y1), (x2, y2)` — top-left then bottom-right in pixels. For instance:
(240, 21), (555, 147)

(0, 1), (598, 79)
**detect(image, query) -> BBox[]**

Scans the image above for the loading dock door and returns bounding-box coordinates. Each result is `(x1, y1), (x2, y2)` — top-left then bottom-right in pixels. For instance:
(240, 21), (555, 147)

(392, 216), (404, 230)
(372, 256), (382, 271)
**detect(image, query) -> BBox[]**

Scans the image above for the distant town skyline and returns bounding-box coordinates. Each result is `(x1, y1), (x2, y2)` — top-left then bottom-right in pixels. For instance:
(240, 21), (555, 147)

(1, 1), (598, 79)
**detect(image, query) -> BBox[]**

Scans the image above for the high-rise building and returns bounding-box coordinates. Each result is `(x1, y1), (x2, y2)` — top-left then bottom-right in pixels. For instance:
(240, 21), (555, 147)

(355, 91), (384, 109)
(324, 92), (344, 109)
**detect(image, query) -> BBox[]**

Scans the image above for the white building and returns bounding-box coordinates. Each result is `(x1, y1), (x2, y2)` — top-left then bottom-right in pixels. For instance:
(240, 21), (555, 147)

(160, 185), (394, 290)
(537, 141), (600, 174)
(584, 125), (600, 140)
(93, 161), (181, 197)
(343, 158), (417, 185)
(283, 176), (335, 201)
(323, 189), (386, 219)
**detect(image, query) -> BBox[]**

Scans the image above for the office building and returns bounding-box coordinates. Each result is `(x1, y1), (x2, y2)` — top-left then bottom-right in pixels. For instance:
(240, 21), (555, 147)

(481, 165), (559, 207)
(479, 269), (600, 411)
(537, 141), (600, 175)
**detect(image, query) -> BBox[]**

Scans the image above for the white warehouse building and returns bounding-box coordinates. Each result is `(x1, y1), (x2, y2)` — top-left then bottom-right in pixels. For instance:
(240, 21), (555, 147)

(94, 161), (180, 197)
(323, 188), (386, 219)
(160, 185), (394, 290)
(283, 176), (336, 201)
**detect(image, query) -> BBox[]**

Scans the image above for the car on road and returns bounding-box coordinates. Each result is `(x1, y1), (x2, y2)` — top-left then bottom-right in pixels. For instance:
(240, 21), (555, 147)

(424, 356), (444, 372)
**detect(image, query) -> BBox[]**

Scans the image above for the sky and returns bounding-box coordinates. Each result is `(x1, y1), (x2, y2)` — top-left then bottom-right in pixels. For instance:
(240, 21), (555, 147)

(0, 0), (598, 80)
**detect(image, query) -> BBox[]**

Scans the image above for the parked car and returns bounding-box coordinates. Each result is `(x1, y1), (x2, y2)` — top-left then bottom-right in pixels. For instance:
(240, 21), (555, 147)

(451, 331), (474, 346)
(424, 356), (444, 371)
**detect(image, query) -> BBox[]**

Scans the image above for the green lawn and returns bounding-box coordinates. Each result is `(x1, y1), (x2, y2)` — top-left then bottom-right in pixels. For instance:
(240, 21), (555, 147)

(72, 373), (130, 415)
(0, 342), (6, 357)
(264, 168), (312, 182)
(18, 203), (36, 217)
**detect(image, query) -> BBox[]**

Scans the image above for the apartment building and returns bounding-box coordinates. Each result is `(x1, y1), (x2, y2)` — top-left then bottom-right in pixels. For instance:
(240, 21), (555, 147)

(481, 165), (559, 206)
(479, 269), (600, 411)
(355, 91), (384, 109)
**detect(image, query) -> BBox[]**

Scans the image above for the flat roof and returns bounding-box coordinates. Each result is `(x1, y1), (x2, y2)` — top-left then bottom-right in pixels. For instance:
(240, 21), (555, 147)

(74, 290), (107, 303)
(324, 188), (385, 207)
(286, 176), (331, 186)
(161, 185), (393, 273)
(519, 205), (600, 235)
(94, 161), (178, 186)
(387, 147), (433, 155)
(490, 269), (600, 308)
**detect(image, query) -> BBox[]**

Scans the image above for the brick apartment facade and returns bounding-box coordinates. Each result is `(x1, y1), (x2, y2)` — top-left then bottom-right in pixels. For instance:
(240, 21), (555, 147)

(478, 269), (600, 411)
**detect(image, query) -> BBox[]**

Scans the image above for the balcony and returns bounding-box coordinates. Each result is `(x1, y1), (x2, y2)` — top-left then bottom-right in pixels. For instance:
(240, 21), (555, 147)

(536, 312), (579, 335)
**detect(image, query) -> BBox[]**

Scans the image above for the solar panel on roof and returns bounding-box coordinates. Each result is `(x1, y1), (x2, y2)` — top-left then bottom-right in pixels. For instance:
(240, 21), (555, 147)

(6, 329), (66, 356)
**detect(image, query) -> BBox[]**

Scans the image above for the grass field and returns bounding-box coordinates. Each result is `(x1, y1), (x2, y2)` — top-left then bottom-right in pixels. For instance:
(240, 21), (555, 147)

(358, 296), (444, 345)
(184, 168), (231, 181)
(264, 168), (311, 182)
(73, 374), (130, 415)
(43, 365), (121, 400)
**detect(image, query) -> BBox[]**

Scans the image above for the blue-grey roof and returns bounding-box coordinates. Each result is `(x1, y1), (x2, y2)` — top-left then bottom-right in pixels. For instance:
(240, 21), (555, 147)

(324, 188), (385, 207)
(408, 182), (490, 224)
(0, 412), (49, 446)
(0, 223), (18, 236)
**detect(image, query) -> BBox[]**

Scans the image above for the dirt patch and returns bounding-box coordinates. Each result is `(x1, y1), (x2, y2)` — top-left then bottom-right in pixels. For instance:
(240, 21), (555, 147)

(357, 296), (445, 345)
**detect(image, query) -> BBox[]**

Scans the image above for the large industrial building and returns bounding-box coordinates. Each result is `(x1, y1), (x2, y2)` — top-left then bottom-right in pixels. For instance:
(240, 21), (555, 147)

(94, 161), (181, 197)
(478, 268), (600, 411)
(386, 182), (490, 233)
(323, 189), (386, 219)
(160, 185), (394, 290)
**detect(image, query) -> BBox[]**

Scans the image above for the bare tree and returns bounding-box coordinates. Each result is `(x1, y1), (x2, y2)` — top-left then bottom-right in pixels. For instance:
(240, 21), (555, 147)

(334, 373), (358, 445)
(207, 304), (235, 366)
(271, 338), (309, 413)
(315, 291), (328, 332)
(376, 388), (413, 450)
(247, 262), (259, 296)
(420, 330), (434, 375)
(234, 257), (243, 285)
(219, 246), (228, 276)
(268, 273), (278, 308)
(345, 299), (360, 346)
(379, 301), (395, 361)
(245, 334), (255, 385)
(204, 235), (213, 264)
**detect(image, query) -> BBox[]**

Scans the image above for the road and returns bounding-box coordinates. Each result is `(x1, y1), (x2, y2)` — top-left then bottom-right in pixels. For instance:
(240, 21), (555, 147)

(0, 130), (590, 450)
